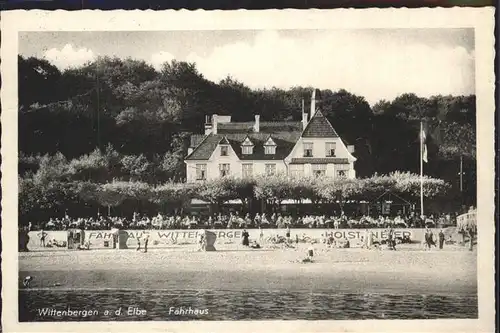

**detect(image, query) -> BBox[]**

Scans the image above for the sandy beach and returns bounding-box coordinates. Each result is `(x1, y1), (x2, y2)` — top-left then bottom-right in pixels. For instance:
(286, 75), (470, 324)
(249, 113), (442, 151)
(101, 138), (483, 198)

(19, 244), (477, 295)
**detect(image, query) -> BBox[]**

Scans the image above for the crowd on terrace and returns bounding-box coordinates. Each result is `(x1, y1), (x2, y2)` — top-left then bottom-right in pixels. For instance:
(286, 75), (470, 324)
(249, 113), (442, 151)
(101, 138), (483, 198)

(28, 210), (458, 231)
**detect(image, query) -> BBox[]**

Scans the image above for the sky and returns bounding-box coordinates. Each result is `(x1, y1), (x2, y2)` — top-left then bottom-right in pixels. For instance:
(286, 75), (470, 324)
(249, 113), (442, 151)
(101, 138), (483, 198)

(19, 29), (475, 105)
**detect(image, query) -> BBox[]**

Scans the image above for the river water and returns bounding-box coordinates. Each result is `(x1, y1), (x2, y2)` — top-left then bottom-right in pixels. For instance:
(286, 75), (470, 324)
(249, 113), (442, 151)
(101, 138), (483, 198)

(19, 289), (478, 321)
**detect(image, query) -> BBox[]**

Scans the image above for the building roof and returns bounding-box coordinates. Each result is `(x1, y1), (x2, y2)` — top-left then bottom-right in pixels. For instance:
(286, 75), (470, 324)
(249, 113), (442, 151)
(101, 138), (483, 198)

(217, 121), (302, 134)
(190, 134), (206, 148)
(186, 127), (302, 161)
(290, 157), (349, 164)
(218, 137), (230, 145)
(302, 110), (339, 138)
(186, 113), (346, 161)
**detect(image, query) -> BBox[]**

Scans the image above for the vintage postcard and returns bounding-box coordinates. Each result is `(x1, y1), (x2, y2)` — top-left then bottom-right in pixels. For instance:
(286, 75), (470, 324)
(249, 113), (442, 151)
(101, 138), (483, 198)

(1, 8), (495, 333)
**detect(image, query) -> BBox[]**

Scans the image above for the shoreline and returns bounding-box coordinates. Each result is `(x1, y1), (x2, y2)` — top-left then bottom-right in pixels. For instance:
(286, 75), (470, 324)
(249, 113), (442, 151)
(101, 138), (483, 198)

(19, 245), (477, 295)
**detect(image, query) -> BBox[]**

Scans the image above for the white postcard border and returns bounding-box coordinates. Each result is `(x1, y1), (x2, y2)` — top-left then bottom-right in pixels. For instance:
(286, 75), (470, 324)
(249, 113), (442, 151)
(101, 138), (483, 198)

(1, 8), (495, 333)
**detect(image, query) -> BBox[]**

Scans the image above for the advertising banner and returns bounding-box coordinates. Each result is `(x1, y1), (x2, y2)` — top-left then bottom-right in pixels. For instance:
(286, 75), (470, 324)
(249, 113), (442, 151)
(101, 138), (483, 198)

(26, 228), (443, 250)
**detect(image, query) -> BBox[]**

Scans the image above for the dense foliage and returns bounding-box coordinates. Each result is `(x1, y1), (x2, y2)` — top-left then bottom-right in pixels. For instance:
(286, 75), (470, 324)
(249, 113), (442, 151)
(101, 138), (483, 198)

(19, 173), (449, 225)
(18, 55), (476, 222)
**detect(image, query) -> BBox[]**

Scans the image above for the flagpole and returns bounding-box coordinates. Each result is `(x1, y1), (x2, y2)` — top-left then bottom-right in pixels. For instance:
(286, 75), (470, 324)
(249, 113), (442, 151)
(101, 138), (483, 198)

(420, 121), (424, 217)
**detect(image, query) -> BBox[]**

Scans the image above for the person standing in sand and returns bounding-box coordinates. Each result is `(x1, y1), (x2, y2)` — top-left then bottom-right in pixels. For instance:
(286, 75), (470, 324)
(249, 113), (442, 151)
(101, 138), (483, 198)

(424, 228), (435, 250)
(242, 229), (250, 246)
(363, 229), (372, 249)
(143, 235), (149, 253)
(286, 226), (291, 243)
(307, 242), (315, 259)
(438, 229), (445, 249)
(467, 226), (475, 251)
(136, 237), (141, 251)
(38, 230), (47, 247)
(197, 230), (205, 251)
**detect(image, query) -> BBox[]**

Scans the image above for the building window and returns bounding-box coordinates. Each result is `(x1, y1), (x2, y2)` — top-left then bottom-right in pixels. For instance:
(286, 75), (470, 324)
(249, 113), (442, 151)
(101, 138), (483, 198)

(289, 164), (304, 178)
(219, 163), (230, 177)
(242, 146), (253, 155)
(326, 142), (336, 157)
(195, 164), (207, 180)
(264, 145), (276, 155)
(303, 142), (313, 157)
(265, 163), (276, 176)
(242, 164), (253, 178)
(312, 164), (326, 177)
(337, 170), (347, 178)
(220, 146), (229, 156)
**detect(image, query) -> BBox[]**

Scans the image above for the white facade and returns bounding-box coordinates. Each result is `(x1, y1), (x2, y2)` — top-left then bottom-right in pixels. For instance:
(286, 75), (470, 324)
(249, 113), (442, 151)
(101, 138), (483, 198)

(185, 137), (355, 182)
(284, 137), (356, 179)
(186, 90), (356, 182)
(185, 143), (288, 182)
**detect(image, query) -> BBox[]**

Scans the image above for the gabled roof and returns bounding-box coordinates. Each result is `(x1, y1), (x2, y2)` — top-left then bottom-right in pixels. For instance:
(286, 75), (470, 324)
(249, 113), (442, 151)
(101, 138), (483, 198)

(218, 121), (302, 134)
(190, 134), (206, 148)
(186, 129), (301, 161)
(241, 136), (254, 146)
(302, 110), (339, 138)
(264, 136), (277, 146)
(218, 137), (230, 145)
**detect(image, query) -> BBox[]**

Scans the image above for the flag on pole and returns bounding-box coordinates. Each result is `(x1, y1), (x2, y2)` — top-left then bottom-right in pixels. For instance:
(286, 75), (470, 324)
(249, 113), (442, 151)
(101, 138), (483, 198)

(421, 126), (428, 163)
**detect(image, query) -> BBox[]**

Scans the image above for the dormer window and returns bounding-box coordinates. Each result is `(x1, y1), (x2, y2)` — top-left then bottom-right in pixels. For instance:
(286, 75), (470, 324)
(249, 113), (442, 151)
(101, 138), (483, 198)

(220, 146), (229, 156)
(218, 137), (231, 156)
(241, 136), (254, 155)
(264, 136), (277, 155)
(264, 146), (276, 155)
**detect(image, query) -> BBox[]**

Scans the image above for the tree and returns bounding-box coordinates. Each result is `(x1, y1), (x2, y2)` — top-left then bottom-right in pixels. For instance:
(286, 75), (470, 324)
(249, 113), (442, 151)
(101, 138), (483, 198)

(33, 152), (69, 184)
(96, 181), (152, 215)
(151, 182), (197, 214)
(254, 174), (292, 212)
(194, 178), (237, 213)
(317, 178), (364, 212)
(121, 154), (150, 182)
(18, 56), (62, 109)
(68, 148), (110, 183)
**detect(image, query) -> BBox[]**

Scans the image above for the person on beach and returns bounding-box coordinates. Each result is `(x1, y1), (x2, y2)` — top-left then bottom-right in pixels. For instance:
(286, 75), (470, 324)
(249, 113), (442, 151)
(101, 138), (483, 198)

(38, 230), (47, 247)
(424, 228), (435, 250)
(259, 227), (264, 241)
(467, 226), (475, 251)
(242, 229), (250, 246)
(298, 242), (315, 263)
(136, 237), (141, 251)
(438, 229), (445, 249)
(23, 276), (33, 288)
(198, 231), (205, 251)
(143, 235), (149, 253)
(286, 226), (291, 243)
(387, 228), (396, 250)
(250, 240), (261, 249)
(307, 242), (315, 259)
(363, 229), (372, 249)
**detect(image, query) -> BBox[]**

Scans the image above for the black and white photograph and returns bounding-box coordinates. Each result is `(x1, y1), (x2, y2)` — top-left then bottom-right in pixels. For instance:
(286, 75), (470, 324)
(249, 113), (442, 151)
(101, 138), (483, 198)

(1, 8), (495, 333)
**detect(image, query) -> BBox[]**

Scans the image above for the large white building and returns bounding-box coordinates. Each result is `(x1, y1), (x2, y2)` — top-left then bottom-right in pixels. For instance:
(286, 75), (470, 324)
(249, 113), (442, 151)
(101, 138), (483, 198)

(184, 90), (356, 182)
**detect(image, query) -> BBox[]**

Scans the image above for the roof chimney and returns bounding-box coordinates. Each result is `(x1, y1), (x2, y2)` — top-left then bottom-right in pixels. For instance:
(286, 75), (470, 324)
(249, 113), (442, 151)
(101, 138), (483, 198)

(204, 115), (212, 135)
(310, 89), (317, 118)
(212, 114), (218, 134)
(254, 115), (260, 132)
(302, 112), (308, 130)
(301, 98), (308, 130)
